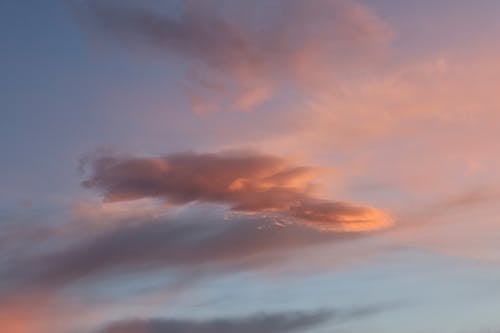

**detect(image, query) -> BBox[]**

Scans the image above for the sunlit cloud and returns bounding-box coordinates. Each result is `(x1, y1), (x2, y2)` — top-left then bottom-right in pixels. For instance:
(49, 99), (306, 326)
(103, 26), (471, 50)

(81, 150), (393, 232)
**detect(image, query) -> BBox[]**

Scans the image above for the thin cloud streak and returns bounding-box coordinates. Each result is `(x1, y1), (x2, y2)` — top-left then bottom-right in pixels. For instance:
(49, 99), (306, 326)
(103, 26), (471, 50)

(97, 304), (392, 333)
(98, 310), (332, 333)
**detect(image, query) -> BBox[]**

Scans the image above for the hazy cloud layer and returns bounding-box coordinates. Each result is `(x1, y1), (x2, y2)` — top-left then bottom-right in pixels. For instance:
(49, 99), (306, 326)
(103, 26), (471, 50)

(3, 215), (354, 292)
(73, 0), (392, 111)
(81, 151), (392, 232)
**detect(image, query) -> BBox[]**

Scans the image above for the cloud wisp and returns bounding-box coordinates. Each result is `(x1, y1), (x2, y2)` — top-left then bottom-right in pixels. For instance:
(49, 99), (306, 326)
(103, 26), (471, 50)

(98, 310), (332, 333)
(72, 0), (392, 111)
(81, 151), (392, 232)
(98, 304), (392, 333)
(97, 303), (393, 333)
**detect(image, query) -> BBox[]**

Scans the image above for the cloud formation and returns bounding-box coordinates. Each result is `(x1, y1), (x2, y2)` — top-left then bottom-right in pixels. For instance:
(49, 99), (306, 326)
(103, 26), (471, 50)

(99, 310), (332, 333)
(72, 0), (392, 111)
(0, 208), (388, 333)
(5, 215), (352, 291)
(81, 151), (392, 232)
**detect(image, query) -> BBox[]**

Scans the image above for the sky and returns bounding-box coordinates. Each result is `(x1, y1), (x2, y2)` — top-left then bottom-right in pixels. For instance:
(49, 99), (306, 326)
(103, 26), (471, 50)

(3, 0), (500, 332)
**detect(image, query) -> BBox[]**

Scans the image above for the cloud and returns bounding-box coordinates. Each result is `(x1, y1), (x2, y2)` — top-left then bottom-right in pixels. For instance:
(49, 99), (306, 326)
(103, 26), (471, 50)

(71, 0), (392, 111)
(97, 303), (392, 333)
(4, 214), (354, 291)
(0, 210), (391, 333)
(81, 151), (392, 232)
(98, 310), (332, 333)
(254, 52), (500, 203)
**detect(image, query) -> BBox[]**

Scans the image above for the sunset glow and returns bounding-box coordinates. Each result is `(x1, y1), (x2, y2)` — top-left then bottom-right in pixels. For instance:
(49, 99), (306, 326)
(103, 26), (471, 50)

(3, 1), (500, 332)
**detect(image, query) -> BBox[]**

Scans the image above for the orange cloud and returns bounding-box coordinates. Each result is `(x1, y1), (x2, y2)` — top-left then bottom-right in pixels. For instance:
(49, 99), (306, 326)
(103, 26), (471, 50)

(81, 151), (392, 232)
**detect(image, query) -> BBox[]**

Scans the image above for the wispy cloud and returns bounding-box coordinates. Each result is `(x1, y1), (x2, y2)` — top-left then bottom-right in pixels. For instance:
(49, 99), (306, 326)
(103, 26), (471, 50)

(4, 214), (355, 292)
(97, 304), (391, 333)
(71, 0), (392, 111)
(98, 310), (332, 333)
